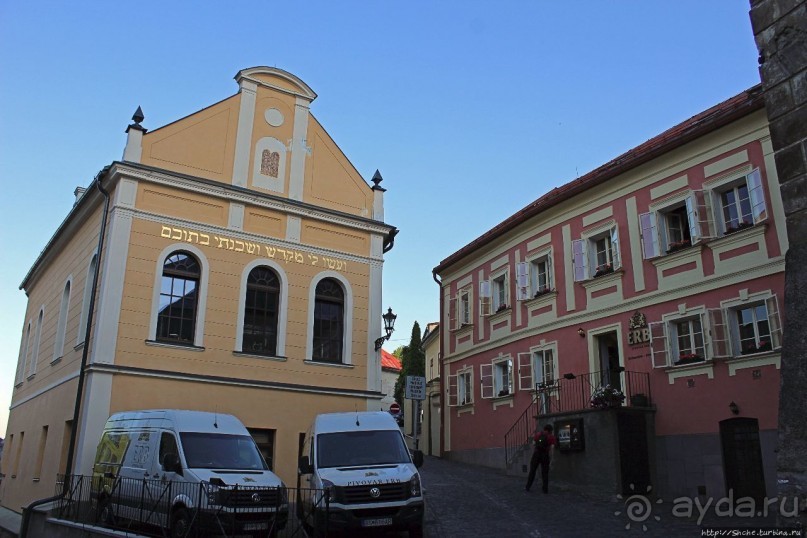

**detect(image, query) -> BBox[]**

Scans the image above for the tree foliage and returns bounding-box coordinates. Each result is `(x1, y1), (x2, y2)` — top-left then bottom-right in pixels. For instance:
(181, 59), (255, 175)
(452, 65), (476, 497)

(393, 321), (425, 409)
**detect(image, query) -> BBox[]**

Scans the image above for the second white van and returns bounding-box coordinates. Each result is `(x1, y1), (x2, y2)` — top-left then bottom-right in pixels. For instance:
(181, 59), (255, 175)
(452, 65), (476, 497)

(297, 411), (425, 537)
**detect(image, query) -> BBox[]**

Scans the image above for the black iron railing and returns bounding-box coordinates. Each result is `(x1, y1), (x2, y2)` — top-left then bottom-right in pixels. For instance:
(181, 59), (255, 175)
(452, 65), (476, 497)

(51, 473), (315, 537)
(504, 370), (652, 466)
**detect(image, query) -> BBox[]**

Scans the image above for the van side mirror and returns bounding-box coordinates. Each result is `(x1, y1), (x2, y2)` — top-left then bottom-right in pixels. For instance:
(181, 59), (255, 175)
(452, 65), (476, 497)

(298, 456), (313, 474)
(163, 453), (182, 474)
(412, 450), (424, 469)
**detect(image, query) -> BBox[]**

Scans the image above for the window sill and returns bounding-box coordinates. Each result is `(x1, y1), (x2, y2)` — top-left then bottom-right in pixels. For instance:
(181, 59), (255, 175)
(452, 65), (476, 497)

(451, 323), (474, 335)
(32, 478), (40, 483)
(73, 342), (85, 351)
(491, 394), (514, 410)
(51, 356), (63, 366)
(14, 382), (23, 388)
(727, 350), (781, 376)
(710, 222), (767, 249)
(456, 402), (474, 415)
(233, 351), (288, 362)
(523, 290), (557, 308)
(651, 244), (704, 269)
(304, 360), (354, 369)
(580, 268), (624, 290)
(487, 307), (511, 324)
(663, 360), (714, 384)
(26, 374), (36, 381)
(145, 340), (205, 352)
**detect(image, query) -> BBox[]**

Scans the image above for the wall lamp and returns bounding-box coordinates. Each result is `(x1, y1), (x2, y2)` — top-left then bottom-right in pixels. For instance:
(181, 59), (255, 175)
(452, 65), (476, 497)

(578, 328), (585, 338)
(729, 401), (739, 415)
(374, 307), (397, 351)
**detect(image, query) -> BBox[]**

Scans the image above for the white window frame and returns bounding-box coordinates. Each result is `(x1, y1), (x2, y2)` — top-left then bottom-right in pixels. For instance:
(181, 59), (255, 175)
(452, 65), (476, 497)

(77, 253), (97, 346)
(707, 168), (767, 236)
(518, 250), (554, 301)
(517, 344), (558, 392)
(450, 287), (473, 330)
(15, 321), (32, 385)
(481, 267), (510, 315)
(28, 307), (44, 378)
(573, 222), (621, 281)
(53, 278), (72, 363)
(650, 307), (711, 368)
(481, 354), (513, 399)
(720, 293), (783, 358)
(447, 367), (474, 407)
(639, 191), (707, 259)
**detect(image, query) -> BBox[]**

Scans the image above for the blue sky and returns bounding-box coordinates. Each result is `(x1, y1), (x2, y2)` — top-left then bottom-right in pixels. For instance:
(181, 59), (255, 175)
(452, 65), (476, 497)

(0, 1), (762, 436)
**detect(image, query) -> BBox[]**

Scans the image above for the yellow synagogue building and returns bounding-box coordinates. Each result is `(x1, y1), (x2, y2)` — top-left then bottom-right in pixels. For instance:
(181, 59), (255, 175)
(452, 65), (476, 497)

(1, 66), (398, 511)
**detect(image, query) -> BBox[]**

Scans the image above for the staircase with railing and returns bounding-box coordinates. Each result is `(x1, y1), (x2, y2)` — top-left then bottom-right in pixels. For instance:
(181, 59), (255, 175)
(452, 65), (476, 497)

(504, 369), (652, 468)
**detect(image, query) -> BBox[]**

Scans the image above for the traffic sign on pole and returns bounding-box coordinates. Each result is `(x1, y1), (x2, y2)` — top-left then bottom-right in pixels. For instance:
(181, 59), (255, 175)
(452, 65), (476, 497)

(389, 402), (401, 414)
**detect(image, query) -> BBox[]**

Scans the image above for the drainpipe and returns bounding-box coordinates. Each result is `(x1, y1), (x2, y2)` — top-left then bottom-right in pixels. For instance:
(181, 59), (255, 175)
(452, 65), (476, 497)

(20, 166), (111, 537)
(431, 269), (443, 457)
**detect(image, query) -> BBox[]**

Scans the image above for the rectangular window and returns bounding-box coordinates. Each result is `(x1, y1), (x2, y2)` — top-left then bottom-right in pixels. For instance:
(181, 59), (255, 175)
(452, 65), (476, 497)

(517, 254), (553, 300)
(480, 356), (513, 398)
(34, 425), (48, 480)
(573, 225), (621, 281)
(248, 428), (276, 470)
(650, 311), (709, 368)
(639, 193), (712, 259)
(725, 296), (782, 356)
(481, 270), (510, 315)
(59, 421), (73, 477)
(448, 369), (473, 406)
(713, 169), (767, 235)
(492, 273), (508, 313)
(13, 431), (24, 478)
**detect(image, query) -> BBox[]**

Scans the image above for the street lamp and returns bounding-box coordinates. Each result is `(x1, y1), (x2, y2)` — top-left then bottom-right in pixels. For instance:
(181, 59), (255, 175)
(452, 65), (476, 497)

(375, 307), (397, 351)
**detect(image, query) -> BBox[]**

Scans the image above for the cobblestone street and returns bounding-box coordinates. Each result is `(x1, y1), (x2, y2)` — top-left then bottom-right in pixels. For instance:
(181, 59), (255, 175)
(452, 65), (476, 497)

(418, 456), (797, 538)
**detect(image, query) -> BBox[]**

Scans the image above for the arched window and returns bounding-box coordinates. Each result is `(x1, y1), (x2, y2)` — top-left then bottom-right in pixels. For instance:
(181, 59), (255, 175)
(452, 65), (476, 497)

(54, 280), (71, 362)
(156, 251), (200, 344)
(78, 254), (97, 345)
(312, 278), (344, 363)
(29, 308), (44, 377)
(243, 266), (280, 356)
(16, 322), (31, 385)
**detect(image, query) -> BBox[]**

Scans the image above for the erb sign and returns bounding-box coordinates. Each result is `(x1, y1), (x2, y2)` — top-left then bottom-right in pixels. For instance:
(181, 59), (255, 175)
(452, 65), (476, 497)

(405, 376), (426, 400)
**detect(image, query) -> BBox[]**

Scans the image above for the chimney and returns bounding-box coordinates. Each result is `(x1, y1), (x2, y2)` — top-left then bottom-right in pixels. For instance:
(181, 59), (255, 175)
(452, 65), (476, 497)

(74, 186), (87, 205)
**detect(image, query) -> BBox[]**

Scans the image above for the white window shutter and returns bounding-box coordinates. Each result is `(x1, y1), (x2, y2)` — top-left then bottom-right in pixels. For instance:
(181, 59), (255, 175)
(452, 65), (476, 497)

(572, 239), (587, 281)
(446, 373), (458, 407)
(506, 358), (514, 393)
(708, 308), (730, 359)
(649, 321), (669, 368)
(639, 212), (660, 259)
(479, 280), (492, 316)
(748, 169), (768, 224)
(688, 191), (715, 243)
(517, 352), (533, 391)
(449, 295), (458, 330)
(766, 295), (783, 350)
(546, 254), (553, 290)
(610, 226), (621, 269)
(516, 262), (529, 301)
(480, 363), (494, 399)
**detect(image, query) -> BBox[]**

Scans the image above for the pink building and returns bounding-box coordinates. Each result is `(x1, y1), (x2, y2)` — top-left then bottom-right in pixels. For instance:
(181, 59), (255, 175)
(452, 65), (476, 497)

(433, 86), (786, 501)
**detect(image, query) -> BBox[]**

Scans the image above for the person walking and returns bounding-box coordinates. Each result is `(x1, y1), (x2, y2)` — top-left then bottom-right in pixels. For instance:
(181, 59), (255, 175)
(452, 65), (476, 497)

(525, 424), (557, 493)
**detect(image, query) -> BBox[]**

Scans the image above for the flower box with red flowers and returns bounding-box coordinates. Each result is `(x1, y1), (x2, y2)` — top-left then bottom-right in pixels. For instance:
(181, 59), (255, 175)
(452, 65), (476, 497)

(666, 238), (692, 254)
(674, 353), (704, 366)
(742, 340), (772, 355)
(724, 220), (754, 235)
(593, 264), (614, 278)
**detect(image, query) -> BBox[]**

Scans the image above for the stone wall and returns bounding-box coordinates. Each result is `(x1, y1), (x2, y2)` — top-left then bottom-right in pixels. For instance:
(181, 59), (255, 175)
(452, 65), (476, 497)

(749, 0), (807, 523)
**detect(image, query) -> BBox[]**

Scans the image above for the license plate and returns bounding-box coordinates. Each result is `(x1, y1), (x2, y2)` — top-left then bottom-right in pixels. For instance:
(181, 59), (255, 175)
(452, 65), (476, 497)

(361, 517), (393, 527)
(243, 522), (269, 531)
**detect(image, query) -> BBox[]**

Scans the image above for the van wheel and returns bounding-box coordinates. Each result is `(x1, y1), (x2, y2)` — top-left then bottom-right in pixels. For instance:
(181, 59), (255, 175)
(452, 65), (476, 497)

(170, 507), (192, 538)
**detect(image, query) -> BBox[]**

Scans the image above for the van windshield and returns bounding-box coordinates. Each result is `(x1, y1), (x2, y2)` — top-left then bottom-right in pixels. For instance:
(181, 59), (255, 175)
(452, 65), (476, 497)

(180, 433), (268, 470)
(317, 430), (410, 468)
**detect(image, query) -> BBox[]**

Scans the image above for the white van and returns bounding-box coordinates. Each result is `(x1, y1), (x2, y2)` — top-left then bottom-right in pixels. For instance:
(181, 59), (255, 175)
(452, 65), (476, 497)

(92, 409), (288, 537)
(297, 411), (425, 537)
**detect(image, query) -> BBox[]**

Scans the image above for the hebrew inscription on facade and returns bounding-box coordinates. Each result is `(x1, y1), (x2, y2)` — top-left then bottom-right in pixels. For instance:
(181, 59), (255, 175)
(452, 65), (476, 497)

(159, 225), (348, 271)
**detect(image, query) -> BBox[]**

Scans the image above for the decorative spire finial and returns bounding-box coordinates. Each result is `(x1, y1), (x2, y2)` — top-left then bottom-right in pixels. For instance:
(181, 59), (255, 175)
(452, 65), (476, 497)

(132, 106), (144, 125)
(371, 169), (385, 191)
